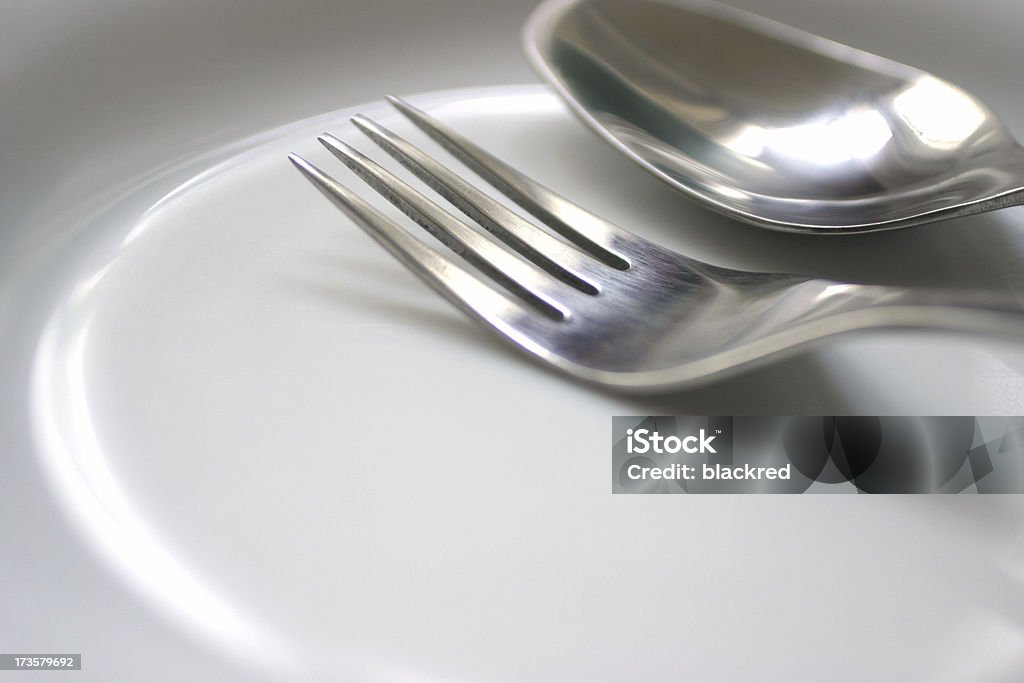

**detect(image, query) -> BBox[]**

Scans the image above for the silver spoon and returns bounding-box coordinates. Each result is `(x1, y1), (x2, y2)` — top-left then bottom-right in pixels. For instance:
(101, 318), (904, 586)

(524, 0), (1024, 233)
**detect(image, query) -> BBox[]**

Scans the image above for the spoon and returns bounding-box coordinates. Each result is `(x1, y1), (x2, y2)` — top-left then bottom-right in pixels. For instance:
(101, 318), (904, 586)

(523, 0), (1024, 233)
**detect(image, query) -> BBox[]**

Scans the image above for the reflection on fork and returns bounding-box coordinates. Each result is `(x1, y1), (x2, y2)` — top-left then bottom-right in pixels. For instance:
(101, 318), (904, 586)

(288, 97), (1024, 393)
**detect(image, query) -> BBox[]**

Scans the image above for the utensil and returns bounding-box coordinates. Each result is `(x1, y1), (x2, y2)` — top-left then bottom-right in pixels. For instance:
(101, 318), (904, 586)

(524, 0), (1024, 233)
(289, 97), (1024, 391)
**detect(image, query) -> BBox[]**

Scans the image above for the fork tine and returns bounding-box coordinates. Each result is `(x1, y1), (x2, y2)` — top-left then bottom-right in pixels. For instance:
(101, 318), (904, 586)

(350, 114), (600, 295)
(387, 95), (631, 271)
(288, 153), (553, 325)
(314, 137), (570, 321)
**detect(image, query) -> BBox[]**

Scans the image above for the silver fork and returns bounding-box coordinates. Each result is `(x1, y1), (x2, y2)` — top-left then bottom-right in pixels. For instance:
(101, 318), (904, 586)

(288, 96), (1024, 393)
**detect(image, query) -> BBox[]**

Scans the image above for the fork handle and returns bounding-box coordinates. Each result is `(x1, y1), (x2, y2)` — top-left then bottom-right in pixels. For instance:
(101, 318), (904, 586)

(842, 284), (1024, 338)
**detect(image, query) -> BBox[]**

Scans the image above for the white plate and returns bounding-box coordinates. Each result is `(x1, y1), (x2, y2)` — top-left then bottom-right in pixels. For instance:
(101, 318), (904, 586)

(7, 85), (1024, 682)
(5, 1), (1024, 681)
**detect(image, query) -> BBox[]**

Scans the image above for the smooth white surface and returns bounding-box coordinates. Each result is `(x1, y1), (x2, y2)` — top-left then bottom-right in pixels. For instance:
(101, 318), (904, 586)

(11, 84), (1024, 683)
(4, 1), (1024, 681)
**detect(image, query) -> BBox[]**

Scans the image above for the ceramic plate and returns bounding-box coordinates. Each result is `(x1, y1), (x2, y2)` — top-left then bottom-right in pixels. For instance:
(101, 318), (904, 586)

(4, 86), (1024, 681)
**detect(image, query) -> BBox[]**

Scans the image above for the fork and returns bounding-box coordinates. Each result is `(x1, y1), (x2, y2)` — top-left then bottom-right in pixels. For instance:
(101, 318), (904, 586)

(288, 96), (1024, 392)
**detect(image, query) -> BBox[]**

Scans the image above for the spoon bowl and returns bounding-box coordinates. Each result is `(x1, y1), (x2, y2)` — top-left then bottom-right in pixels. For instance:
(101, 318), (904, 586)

(524, 0), (1024, 233)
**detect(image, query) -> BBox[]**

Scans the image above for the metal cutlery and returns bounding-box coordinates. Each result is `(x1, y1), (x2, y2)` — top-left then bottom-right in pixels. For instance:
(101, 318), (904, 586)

(524, 0), (1024, 233)
(288, 97), (1024, 391)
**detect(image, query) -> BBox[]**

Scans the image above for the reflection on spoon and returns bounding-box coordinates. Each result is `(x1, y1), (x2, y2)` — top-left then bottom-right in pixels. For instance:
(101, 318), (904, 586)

(525, 0), (1024, 232)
